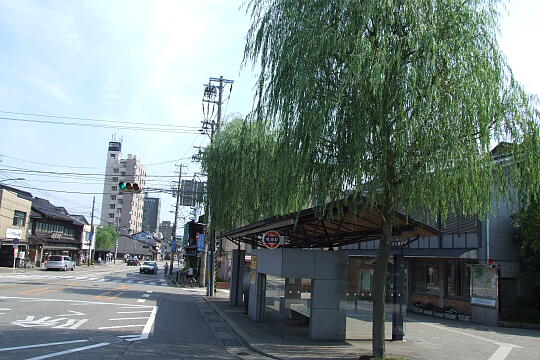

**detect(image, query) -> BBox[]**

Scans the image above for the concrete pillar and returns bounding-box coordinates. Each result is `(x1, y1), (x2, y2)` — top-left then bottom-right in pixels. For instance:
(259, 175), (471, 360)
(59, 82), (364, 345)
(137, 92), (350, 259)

(230, 249), (245, 307)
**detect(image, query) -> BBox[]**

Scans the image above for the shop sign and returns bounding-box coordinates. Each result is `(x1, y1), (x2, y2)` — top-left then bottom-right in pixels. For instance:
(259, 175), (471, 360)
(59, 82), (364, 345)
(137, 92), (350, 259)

(471, 297), (496, 307)
(6, 228), (22, 239)
(250, 255), (257, 270)
(51, 232), (62, 239)
(262, 230), (281, 249)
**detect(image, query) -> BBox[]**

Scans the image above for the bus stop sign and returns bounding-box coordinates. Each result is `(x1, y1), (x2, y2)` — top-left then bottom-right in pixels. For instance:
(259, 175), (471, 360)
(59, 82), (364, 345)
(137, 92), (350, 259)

(262, 231), (281, 249)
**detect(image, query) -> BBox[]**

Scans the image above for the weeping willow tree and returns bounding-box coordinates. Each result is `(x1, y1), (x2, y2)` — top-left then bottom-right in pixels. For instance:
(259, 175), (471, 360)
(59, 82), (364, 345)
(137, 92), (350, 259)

(242, 0), (539, 357)
(202, 117), (312, 234)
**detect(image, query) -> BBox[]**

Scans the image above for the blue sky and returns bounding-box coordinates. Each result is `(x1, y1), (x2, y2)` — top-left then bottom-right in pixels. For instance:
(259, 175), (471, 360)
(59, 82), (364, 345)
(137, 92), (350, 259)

(0, 0), (538, 228)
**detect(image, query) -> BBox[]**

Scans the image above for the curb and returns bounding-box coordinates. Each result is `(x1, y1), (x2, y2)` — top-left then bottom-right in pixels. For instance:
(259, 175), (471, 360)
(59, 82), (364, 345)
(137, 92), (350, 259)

(203, 297), (282, 360)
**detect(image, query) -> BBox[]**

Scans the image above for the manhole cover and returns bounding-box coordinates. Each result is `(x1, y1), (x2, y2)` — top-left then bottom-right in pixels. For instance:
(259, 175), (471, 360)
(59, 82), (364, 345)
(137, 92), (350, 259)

(221, 338), (242, 347)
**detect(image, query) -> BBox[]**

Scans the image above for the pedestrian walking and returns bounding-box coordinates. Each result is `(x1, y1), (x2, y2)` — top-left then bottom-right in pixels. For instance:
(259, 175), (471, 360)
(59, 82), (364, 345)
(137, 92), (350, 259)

(164, 262), (169, 275)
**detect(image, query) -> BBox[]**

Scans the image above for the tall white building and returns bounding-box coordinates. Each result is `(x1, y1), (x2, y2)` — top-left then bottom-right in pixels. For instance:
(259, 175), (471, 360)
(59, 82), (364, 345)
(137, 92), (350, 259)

(100, 141), (147, 235)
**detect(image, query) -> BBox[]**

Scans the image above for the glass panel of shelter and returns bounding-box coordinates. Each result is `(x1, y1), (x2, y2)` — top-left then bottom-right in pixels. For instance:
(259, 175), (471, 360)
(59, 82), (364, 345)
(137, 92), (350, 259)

(340, 257), (398, 340)
(264, 275), (312, 339)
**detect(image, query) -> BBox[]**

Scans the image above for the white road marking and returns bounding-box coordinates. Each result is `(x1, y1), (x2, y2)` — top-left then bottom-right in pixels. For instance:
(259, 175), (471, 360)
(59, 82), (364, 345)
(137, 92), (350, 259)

(409, 320), (521, 348)
(0, 339), (89, 352)
(0, 308), (12, 311)
(98, 324), (146, 329)
(25, 342), (110, 360)
(137, 281), (144, 284)
(117, 311), (153, 314)
(109, 317), (150, 321)
(149, 282), (156, 285)
(145, 290), (153, 293)
(118, 335), (140, 338)
(0, 296), (153, 308)
(488, 345), (515, 360)
(57, 310), (86, 316)
(125, 306), (158, 342)
(137, 299), (146, 303)
(53, 319), (89, 329)
(141, 294), (150, 298)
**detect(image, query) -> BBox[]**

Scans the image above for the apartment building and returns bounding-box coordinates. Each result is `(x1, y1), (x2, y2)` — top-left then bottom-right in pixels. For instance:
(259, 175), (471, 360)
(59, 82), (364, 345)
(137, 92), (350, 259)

(100, 141), (147, 235)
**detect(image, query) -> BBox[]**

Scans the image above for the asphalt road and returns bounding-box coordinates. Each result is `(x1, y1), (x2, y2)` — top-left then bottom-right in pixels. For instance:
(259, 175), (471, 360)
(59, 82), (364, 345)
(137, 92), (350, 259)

(0, 262), (237, 359)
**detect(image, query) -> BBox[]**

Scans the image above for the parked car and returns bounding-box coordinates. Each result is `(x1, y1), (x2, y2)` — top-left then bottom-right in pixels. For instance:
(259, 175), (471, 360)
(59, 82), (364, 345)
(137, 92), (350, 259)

(140, 261), (158, 274)
(127, 257), (139, 266)
(46, 255), (75, 271)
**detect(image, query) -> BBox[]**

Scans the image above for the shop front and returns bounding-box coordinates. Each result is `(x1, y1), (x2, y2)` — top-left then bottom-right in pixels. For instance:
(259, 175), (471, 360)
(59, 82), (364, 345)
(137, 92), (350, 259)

(0, 238), (29, 267)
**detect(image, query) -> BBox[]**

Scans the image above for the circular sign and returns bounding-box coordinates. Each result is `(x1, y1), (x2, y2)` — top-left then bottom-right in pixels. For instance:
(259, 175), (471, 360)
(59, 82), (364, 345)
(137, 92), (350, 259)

(262, 231), (281, 249)
(12, 238), (20, 245)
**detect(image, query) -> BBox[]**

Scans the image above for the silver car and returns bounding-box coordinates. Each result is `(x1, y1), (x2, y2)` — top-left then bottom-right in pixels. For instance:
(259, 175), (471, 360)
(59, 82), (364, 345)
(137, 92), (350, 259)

(46, 255), (75, 271)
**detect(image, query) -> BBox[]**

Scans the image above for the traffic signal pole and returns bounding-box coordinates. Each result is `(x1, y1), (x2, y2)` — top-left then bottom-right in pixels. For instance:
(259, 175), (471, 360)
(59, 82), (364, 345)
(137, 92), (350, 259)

(169, 164), (183, 275)
(88, 196), (95, 266)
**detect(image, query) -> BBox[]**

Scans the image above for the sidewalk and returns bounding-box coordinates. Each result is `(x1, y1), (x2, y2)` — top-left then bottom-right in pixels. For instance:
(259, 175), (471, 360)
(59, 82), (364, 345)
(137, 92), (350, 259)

(204, 291), (398, 360)
(204, 291), (540, 360)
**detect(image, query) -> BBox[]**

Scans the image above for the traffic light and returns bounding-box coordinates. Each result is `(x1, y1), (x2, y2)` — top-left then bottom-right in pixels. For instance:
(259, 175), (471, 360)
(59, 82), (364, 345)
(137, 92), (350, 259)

(118, 182), (141, 193)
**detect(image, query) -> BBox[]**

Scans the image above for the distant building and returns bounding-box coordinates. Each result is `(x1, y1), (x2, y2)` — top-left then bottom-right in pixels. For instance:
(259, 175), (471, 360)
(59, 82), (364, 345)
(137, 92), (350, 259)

(100, 140), (147, 236)
(0, 188), (32, 267)
(70, 215), (95, 264)
(160, 220), (173, 259)
(142, 195), (160, 234)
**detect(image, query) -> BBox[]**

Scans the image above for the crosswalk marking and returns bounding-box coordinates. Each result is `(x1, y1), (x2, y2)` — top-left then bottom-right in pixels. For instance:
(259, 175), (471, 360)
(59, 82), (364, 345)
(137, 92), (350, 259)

(0, 273), (171, 287)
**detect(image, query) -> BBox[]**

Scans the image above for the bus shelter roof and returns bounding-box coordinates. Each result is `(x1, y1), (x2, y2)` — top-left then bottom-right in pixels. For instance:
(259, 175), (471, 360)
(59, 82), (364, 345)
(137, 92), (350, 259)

(217, 202), (439, 249)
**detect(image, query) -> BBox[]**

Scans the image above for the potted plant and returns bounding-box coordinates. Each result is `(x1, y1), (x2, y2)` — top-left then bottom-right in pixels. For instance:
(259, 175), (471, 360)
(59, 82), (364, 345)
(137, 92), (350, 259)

(413, 302), (424, 314)
(422, 303), (434, 316)
(434, 306), (445, 318)
(458, 313), (471, 322)
(444, 307), (458, 320)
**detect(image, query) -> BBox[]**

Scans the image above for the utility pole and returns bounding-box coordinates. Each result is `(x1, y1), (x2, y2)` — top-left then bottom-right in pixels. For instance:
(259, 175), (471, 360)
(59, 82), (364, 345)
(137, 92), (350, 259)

(202, 75), (234, 296)
(88, 196), (95, 266)
(169, 164), (184, 275)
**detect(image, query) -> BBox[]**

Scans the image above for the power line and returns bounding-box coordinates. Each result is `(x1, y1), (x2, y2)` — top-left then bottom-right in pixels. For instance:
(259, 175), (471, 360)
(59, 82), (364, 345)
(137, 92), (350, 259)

(0, 116), (201, 134)
(0, 165), (189, 178)
(0, 110), (200, 129)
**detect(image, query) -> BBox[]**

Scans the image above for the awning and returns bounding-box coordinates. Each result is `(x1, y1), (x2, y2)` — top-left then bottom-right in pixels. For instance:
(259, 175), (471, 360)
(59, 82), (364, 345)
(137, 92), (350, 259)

(346, 248), (478, 259)
(43, 246), (81, 251)
(218, 202), (439, 249)
(29, 235), (81, 248)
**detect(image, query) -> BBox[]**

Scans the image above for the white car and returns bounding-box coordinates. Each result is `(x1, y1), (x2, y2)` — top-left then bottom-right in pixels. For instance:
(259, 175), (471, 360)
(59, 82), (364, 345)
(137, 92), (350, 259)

(46, 255), (75, 271)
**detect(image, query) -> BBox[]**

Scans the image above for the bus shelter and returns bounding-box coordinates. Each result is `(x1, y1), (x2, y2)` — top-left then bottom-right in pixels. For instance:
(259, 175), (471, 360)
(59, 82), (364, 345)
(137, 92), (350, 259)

(220, 203), (438, 341)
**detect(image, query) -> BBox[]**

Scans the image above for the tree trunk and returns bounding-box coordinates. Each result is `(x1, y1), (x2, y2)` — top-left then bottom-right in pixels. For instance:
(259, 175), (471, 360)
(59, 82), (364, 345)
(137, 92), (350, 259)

(372, 201), (395, 359)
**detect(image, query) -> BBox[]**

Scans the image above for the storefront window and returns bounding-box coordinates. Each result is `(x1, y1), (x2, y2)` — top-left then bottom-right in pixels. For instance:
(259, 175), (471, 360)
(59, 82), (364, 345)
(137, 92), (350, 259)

(447, 261), (471, 298)
(425, 264), (439, 293)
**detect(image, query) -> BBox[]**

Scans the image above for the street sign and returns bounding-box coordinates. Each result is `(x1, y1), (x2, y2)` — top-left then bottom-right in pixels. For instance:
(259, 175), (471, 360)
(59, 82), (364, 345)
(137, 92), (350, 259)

(171, 240), (177, 252)
(12, 238), (20, 245)
(262, 231), (281, 249)
(197, 233), (205, 251)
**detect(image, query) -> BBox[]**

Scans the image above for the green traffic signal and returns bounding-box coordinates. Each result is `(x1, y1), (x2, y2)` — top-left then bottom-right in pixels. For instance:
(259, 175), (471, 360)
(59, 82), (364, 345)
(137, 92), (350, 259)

(118, 182), (141, 192)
